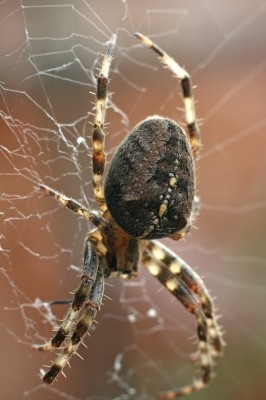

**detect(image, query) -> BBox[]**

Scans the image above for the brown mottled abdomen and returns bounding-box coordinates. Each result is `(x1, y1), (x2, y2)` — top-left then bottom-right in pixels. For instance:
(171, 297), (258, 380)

(104, 116), (195, 239)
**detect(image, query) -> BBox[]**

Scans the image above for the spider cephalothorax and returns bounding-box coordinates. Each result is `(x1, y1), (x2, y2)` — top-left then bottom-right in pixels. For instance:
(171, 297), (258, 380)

(34, 32), (224, 399)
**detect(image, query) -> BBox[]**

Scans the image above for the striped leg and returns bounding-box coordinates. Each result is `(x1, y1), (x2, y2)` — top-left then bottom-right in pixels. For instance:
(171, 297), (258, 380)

(42, 265), (104, 383)
(33, 239), (104, 383)
(92, 34), (116, 211)
(143, 240), (224, 398)
(39, 184), (111, 234)
(134, 33), (201, 157)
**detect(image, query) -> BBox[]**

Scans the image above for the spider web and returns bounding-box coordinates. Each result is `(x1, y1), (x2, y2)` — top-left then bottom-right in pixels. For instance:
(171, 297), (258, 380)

(1, 1), (266, 399)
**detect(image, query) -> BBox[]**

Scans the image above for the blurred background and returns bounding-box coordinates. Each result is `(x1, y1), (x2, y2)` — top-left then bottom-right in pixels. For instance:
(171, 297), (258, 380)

(1, 1), (266, 399)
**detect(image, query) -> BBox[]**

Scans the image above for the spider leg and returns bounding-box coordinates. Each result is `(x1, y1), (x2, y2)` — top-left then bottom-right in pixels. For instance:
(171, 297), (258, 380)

(146, 240), (224, 354)
(33, 238), (103, 382)
(134, 33), (201, 158)
(39, 184), (111, 233)
(92, 34), (116, 211)
(143, 240), (224, 398)
(42, 263), (104, 384)
(143, 251), (212, 397)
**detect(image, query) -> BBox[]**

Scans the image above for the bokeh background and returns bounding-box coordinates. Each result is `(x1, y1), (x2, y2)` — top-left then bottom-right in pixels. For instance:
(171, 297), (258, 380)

(1, 1), (266, 399)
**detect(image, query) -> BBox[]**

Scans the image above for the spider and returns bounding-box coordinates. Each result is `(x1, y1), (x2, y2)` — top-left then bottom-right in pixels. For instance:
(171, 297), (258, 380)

(34, 33), (225, 398)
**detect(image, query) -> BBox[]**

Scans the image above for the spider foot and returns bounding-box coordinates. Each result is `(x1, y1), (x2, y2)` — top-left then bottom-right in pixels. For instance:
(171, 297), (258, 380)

(159, 378), (206, 399)
(32, 342), (53, 352)
(41, 362), (62, 384)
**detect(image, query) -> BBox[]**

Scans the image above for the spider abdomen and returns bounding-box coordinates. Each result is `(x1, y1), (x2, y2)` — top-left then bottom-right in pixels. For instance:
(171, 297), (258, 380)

(104, 116), (195, 239)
